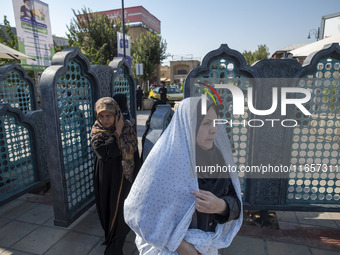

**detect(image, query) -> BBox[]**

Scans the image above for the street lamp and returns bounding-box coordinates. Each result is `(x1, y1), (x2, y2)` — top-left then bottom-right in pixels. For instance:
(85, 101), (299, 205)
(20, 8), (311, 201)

(307, 28), (320, 41)
(122, 0), (126, 59)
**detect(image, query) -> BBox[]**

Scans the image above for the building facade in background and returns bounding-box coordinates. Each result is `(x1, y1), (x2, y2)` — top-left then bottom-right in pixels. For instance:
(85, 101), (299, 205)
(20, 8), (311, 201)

(170, 60), (200, 84)
(93, 6), (161, 44)
(90, 6), (161, 84)
(53, 35), (68, 47)
(160, 65), (170, 84)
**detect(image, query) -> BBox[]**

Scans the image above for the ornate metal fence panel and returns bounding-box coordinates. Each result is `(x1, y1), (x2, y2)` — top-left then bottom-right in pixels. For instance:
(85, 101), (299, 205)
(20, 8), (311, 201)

(248, 60), (302, 208)
(0, 63), (48, 206)
(109, 58), (137, 122)
(40, 48), (98, 226)
(0, 64), (38, 112)
(90, 65), (114, 98)
(184, 44), (340, 211)
(287, 45), (340, 205)
(0, 106), (35, 199)
(185, 45), (256, 198)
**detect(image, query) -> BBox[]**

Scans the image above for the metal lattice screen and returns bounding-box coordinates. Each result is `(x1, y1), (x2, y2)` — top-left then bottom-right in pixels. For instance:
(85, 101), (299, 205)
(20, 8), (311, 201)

(191, 58), (252, 196)
(0, 71), (32, 113)
(0, 114), (35, 195)
(113, 68), (131, 107)
(56, 60), (94, 210)
(287, 57), (340, 203)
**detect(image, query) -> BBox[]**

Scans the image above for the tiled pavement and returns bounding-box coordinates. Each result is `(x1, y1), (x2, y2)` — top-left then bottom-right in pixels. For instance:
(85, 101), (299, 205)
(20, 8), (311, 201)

(1, 196), (340, 255)
(0, 110), (339, 255)
(0, 195), (136, 255)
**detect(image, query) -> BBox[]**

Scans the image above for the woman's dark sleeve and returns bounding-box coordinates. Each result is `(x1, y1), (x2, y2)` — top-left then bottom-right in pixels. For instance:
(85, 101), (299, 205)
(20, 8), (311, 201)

(92, 135), (121, 160)
(215, 182), (241, 224)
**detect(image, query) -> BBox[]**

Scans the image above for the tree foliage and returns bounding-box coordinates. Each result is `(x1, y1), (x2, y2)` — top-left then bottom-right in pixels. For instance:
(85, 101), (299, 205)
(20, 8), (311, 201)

(0, 16), (19, 65)
(65, 8), (168, 86)
(66, 7), (125, 65)
(242, 44), (270, 66)
(131, 31), (168, 85)
(53, 40), (67, 54)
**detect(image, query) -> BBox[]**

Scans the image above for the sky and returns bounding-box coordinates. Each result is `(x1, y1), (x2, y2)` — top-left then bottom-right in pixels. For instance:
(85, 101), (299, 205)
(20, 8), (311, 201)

(1, 0), (339, 65)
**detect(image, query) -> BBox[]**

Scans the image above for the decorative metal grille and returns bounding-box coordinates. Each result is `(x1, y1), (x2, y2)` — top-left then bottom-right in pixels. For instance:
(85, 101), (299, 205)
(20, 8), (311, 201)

(56, 60), (94, 210)
(0, 71), (32, 113)
(0, 114), (35, 195)
(287, 57), (340, 203)
(113, 68), (131, 107)
(191, 58), (251, 196)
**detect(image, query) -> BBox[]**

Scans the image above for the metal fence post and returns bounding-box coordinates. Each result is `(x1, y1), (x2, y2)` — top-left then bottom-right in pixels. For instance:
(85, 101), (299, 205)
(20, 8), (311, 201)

(40, 47), (99, 226)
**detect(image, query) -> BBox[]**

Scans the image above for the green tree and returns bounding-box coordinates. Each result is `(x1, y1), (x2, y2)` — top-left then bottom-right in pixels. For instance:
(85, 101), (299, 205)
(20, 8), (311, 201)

(242, 44), (270, 65)
(53, 40), (67, 54)
(131, 31), (168, 87)
(66, 7), (125, 65)
(0, 16), (19, 65)
(242, 50), (253, 66)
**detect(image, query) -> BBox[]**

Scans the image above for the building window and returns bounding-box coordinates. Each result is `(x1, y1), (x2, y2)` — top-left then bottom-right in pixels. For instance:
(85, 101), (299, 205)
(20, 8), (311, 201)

(177, 69), (187, 75)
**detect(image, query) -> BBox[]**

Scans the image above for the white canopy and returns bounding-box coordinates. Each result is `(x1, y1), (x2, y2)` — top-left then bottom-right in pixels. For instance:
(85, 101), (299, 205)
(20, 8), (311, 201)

(289, 33), (340, 57)
(0, 42), (35, 60)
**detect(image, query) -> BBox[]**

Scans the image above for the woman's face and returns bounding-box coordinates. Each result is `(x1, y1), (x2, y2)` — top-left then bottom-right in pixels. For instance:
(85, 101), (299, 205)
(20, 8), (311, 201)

(97, 110), (115, 129)
(196, 106), (218, 150)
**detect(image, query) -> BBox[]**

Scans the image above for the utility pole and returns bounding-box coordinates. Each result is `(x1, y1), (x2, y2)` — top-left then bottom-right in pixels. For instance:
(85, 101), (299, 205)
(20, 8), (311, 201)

(122, 0), (126, 59)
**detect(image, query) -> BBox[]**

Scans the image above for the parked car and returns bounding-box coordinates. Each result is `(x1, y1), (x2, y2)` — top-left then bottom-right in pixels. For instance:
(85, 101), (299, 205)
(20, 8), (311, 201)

(149, 87), (184, 106)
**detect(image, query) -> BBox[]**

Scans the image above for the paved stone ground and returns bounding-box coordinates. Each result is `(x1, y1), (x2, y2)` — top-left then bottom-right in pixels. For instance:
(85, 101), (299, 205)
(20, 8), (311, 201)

(0, 110), (339, 255)
(1, 197), (340, 255)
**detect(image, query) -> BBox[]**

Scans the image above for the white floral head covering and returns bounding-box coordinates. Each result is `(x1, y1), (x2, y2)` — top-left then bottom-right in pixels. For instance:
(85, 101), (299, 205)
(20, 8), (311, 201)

(124, 97), (243, 255)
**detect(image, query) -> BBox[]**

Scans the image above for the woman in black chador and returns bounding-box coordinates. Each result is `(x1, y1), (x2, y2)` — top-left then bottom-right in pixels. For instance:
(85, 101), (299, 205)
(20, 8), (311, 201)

(113, 93), (132, 121)
(91, 97), (140, 254)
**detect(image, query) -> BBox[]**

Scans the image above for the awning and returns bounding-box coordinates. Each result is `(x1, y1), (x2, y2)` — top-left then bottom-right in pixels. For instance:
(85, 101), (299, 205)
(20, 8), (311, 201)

(0, 42), (35, 60)
(289, 33), (340, 57)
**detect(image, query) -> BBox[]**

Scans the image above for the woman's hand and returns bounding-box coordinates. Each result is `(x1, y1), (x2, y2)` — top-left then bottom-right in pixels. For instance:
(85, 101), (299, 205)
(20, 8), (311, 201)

(115, 112), (124, 136)
(192, 189), (228, 215)
(177, 239), (201, 255)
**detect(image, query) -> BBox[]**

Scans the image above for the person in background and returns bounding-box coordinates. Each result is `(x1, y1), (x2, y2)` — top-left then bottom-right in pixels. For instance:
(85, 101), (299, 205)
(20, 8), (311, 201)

(159, 82), (168, 103)
(141, 98), (167, 162)
(113, 93), (132, 121)
(124, 97), (242, 255)
(91, 97), (140, 255)
(136, 85), (143, 111)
